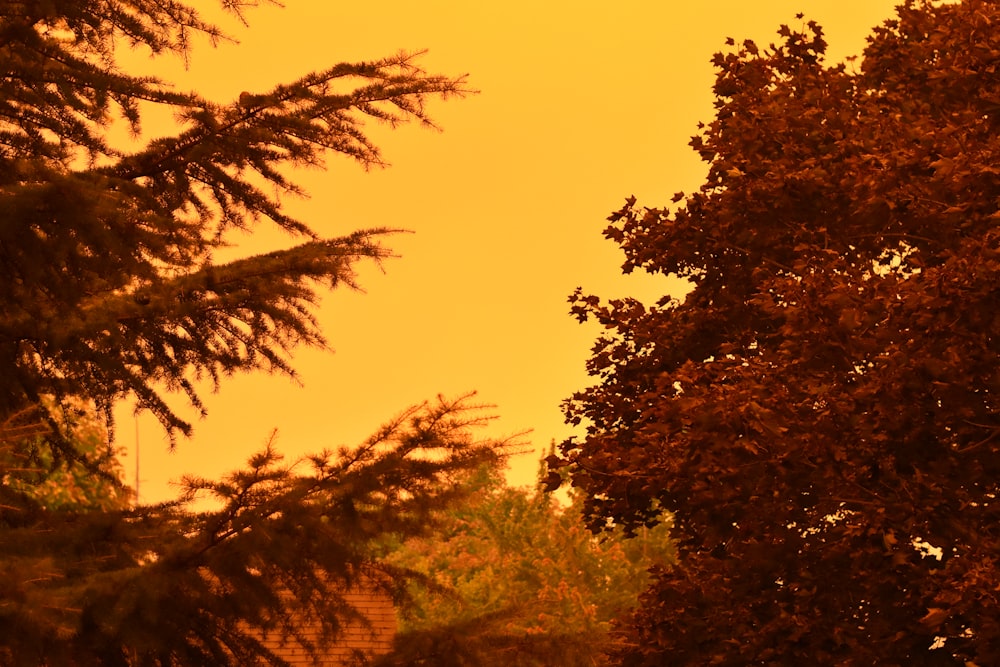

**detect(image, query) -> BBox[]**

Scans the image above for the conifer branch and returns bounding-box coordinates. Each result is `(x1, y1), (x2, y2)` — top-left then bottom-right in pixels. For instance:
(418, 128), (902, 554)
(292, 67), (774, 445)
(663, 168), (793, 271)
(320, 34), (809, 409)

(0, 2), (480, 663)
(1, 229), (395, 441)
(100, 51), (470, 236)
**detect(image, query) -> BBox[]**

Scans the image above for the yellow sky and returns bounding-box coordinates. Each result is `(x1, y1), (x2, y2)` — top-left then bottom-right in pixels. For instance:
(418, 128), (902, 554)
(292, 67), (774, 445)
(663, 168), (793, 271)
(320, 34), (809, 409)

(114, 1), (900, 503)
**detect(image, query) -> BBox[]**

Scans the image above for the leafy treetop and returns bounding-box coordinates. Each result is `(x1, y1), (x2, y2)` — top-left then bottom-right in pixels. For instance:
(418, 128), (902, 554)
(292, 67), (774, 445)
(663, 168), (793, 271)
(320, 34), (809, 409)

(381, 457), (674, 666)
(550, 1), (1000, 664)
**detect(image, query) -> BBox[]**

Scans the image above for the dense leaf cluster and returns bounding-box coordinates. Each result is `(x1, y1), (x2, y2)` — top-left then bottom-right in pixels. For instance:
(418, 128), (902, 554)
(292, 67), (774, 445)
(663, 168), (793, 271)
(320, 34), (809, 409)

(2, 398), (130, 510)
(380, 462), (674, 666)
(551, 1), (1000, 664)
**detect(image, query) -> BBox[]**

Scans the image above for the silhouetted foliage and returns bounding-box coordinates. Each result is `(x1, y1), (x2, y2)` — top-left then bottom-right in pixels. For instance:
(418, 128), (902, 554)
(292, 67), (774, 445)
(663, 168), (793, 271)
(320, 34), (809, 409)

(549, 2), (1000, 664)
(1, 395), (509, 665)
(0, 1), (490, 664)
(0, 0), (467, 447)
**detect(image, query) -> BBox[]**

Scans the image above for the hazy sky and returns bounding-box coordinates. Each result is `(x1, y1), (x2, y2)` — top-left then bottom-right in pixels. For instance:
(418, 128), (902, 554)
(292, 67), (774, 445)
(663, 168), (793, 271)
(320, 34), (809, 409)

(115, 1), (900, 503)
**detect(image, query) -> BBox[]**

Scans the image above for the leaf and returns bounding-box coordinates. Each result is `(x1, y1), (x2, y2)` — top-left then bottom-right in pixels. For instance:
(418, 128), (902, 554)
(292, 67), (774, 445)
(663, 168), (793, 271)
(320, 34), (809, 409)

(919, 607), (949, 629)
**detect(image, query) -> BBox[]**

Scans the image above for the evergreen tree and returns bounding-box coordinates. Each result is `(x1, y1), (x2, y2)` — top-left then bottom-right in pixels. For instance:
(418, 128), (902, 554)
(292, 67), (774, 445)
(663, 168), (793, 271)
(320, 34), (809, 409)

(0, 2), (496, 664)
(1, 394), (510, 665)
(550, 1), (1000, 664)
(0, 0), (467, 445)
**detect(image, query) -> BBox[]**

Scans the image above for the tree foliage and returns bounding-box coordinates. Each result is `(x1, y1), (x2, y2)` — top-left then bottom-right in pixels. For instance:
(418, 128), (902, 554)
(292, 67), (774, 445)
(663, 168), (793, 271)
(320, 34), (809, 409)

(380, 461), (674, 666)
(0, 0), (468, 447)
(0, 395), (509, 665)
(3, 398), (131, 510)
(0, 1), (492, 664)
(549, 1), (1000, 664)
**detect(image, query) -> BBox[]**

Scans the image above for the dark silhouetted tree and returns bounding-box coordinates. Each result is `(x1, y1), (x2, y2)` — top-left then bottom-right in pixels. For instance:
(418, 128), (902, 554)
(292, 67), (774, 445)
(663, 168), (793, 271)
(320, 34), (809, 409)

(0, 0), (467, 444)
(0, 2), (498, 665)
(549, 2), (1000, 665)
(1, 394), (510, 665)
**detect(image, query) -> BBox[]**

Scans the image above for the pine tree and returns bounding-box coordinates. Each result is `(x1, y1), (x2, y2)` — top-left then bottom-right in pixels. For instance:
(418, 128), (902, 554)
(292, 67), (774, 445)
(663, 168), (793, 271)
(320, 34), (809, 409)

(1, 394), (510, 665)
(0, 0), (467, 443)
(0, 2), (501, 664)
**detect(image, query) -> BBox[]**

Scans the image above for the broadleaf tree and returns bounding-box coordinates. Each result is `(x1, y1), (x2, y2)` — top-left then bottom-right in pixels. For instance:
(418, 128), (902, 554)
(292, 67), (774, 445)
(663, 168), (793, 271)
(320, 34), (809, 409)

(379, 458), (674, 666)
(0, 1), (503, 664)
(4, 398), (131, 510)
(548, 1), (1000, 665)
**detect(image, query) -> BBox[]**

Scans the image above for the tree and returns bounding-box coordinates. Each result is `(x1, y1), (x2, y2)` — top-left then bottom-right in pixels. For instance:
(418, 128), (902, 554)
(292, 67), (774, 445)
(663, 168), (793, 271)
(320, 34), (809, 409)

(0, 1), (494, 664)
(379, 458), (674, 666)
(1, 394), (510, 665)
(0, 0), (467, 447)
(548, 1), (1000, 664)
(4, 398), (131, 510)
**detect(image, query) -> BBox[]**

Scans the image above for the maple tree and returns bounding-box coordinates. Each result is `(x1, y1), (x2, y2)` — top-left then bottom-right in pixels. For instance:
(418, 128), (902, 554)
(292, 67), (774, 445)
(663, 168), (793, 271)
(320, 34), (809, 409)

(0, 1), (502, 664)
(549, 1), (1000, 664)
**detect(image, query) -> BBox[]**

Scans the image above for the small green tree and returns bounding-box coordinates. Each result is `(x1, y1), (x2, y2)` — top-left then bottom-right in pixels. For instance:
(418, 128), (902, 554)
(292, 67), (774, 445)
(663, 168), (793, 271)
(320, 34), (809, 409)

(4, 398), (130, 511)
(380, 458), (674, 666)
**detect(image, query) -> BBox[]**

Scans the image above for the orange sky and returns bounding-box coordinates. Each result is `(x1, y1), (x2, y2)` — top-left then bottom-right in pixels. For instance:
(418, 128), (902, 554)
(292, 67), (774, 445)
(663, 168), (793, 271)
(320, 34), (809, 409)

(113, 1), (900, 503)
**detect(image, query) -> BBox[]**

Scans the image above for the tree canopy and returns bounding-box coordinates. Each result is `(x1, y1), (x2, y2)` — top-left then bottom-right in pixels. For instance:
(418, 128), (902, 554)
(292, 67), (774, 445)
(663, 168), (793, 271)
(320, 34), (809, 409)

(0, 1), (501, 664)
(381, 459), (674, 666)
(549, 1), (1000, 664)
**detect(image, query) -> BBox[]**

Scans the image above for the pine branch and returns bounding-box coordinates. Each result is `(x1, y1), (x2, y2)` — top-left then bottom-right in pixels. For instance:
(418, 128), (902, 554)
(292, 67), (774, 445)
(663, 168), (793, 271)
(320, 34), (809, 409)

(0, 395), (511, 661)
(0, 4), (209, 159)
(0, 229), (394, 442)
(101, 51), (471, 235)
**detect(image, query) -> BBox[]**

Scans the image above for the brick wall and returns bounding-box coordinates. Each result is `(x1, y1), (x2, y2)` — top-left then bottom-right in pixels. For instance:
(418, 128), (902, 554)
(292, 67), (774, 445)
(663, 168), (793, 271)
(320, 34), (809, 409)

(259, 577), (397, 666)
